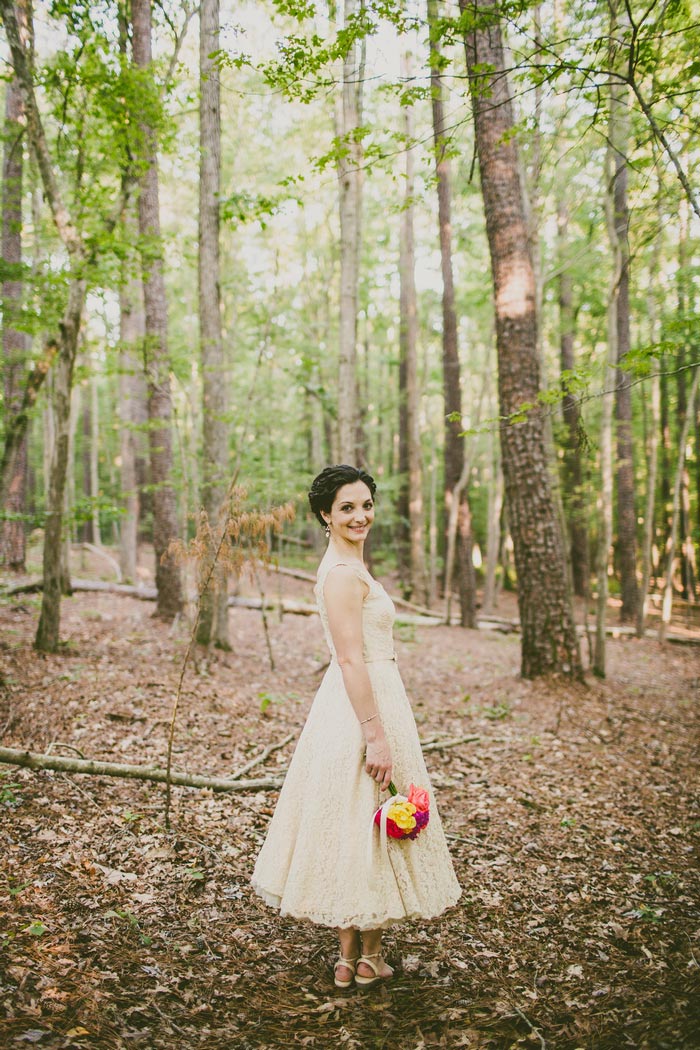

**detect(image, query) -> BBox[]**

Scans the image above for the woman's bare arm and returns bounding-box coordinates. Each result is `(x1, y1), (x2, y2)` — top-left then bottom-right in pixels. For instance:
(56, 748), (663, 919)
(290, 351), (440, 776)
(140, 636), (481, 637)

(324, 566), (393, 790)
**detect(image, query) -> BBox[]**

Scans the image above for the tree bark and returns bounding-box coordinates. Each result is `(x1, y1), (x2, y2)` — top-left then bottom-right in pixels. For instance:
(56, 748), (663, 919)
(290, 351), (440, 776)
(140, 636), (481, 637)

(594, 143), (621, 675)
(676, 201), (697, 601)
(556, 197), (588, 597)
(335, 0), (363, 461)
(197, 0), (230, 649)
(659, 366), (700, 641)
(35, 279), (85, 651)
(132, 0), (183, 620)
(428, 0), (476, 627)
(482, 428), (503, 616)
(118, 207), (146, 583)
(604, 5), (638, 621)
(636, 198), (662, 637)
(398, 51), (427, 605)
(462, 0), (581, 677)
(0, 0), (30, 569)
(0, 0), (90, 649)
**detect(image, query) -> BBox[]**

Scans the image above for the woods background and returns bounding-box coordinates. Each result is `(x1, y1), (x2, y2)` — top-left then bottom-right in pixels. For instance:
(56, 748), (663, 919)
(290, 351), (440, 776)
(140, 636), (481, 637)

(1, 0), (699, 671)
(1, 4), (700, 1047)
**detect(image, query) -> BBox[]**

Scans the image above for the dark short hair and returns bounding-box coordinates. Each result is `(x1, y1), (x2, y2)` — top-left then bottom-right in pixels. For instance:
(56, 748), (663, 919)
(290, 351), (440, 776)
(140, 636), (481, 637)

(308, 465), (377, 528)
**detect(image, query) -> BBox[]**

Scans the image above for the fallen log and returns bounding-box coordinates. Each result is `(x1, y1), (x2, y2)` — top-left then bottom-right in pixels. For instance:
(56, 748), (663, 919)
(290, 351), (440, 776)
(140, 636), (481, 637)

(0, 746), (283, 793)
(0, 730), (483, 795)
(4, 578), (699, 643)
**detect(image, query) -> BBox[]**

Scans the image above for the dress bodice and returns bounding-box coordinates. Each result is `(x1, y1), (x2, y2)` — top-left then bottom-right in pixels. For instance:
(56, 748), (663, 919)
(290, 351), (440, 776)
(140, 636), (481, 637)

(314, 557), (396, 663)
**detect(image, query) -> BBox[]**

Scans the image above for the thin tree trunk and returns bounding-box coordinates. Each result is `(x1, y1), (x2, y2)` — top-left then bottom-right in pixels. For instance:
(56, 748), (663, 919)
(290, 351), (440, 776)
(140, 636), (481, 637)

(659, 366), (700, 641)
(0, 0), (30, 569)
(636, 194), (662, 637)
(398, 51), (426, 605)
(676, 201), (696, 601)
(132, 0), (183, 620)
(89, 359), (100, 545)
(462, 0), (581, 677)
(593, 197), (620, 676)
(35, 279), (85, 651)
(335, 0), (363, 461)
(0, 0), (89, 649)
(608, 8), (638, 622)
(482, 428), (503, 616)
(428, 0), (476, 627)
(118, 207), (145, 583)
(557, 197), (588, 597)
(197, 0), (230, 649)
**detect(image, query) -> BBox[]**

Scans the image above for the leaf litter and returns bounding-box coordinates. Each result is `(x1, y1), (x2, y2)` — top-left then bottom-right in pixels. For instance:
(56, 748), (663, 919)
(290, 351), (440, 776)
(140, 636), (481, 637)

(0, 574), (699, 1049)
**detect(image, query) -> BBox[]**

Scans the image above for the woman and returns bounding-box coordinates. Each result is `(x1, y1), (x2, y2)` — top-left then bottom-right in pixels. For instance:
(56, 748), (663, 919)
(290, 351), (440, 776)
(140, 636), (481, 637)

(251, 465), (461, 987)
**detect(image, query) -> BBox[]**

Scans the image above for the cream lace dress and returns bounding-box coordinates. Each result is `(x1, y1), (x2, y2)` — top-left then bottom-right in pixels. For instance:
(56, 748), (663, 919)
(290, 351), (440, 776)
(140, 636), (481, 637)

(250, 554), (462, 930)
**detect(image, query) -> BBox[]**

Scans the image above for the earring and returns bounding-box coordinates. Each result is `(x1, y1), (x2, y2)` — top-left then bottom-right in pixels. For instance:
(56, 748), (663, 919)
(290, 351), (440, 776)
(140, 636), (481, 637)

(324, 524), (330, 538)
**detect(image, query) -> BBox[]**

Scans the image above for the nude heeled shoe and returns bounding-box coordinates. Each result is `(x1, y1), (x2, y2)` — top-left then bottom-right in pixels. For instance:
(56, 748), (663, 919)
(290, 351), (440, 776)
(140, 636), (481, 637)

(333, 956), (359, 989)
(354, 952), (391, 987)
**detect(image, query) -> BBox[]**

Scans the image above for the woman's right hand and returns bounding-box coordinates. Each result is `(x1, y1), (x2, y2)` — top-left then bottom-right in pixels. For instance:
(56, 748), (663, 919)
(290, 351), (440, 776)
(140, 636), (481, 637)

(364, 731), (393, 792)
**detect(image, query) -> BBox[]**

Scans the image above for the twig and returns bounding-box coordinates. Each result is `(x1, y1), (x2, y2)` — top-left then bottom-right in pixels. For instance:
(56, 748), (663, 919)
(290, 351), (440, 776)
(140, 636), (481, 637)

(46, 741), (86, 759)
(513, 1006), (546, 1049)
(230, 733), (294, 780)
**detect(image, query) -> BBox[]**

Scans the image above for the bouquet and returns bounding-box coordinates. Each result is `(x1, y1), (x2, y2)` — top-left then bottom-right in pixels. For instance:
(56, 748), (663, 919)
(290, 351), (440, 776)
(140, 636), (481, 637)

(373, 781), (430, 841)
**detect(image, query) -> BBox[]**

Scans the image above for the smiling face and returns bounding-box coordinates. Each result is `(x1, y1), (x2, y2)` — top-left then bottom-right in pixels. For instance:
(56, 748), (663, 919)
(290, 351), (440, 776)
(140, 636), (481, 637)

(322, 480), (375, 546)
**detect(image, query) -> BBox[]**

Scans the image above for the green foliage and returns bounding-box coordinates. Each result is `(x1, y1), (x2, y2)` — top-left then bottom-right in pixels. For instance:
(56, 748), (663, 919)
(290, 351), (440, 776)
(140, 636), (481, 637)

(0, 772), (23, 809)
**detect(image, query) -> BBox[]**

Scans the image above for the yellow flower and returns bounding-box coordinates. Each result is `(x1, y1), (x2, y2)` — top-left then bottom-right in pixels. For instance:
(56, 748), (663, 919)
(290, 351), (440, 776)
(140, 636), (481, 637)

(389, 801), (417, 831)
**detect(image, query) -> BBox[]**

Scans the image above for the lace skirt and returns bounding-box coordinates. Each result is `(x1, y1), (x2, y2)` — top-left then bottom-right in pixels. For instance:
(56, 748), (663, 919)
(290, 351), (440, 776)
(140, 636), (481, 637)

(250, 659), (461, 930)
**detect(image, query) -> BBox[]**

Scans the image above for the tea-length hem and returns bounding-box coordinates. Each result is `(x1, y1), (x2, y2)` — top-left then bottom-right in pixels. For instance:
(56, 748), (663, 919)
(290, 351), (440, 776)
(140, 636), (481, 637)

(250, 555), (461, 930)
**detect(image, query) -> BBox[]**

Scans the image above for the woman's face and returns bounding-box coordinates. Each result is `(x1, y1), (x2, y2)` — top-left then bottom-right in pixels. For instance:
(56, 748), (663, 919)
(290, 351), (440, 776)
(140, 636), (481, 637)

(322, 480), (375, 544)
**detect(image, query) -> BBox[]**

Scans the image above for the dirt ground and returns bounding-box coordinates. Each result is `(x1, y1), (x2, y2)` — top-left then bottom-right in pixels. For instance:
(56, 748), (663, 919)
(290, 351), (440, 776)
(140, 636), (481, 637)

(1, 558), (699, 1050)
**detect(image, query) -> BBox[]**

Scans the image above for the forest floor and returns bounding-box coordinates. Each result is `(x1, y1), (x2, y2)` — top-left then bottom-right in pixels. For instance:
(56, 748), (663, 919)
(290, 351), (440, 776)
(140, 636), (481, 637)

(1, 551), (699, 1050)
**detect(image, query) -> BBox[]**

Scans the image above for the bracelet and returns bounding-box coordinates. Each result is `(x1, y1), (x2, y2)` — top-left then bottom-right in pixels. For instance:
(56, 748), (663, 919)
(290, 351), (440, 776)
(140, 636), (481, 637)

(360, 713), (378, 725)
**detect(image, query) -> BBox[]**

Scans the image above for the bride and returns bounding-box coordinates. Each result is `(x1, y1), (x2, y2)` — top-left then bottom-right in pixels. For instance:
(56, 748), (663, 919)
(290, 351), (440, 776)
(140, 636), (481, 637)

(251, 464), (461, 987)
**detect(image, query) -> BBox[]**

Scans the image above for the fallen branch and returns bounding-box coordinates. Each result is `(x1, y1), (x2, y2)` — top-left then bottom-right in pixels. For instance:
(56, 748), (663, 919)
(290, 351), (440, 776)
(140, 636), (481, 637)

(0, 746), (283, 793)
(4, 579), (698, 644)
(421, 734), (480, 752)
(228, 595), (317, 616)
(230, 733), (294, 779)
(80, 543), (122, 583)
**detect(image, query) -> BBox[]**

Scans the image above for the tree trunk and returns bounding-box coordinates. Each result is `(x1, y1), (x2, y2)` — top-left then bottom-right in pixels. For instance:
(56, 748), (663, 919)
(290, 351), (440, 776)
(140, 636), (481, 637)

(0, 0), (88, 649)
(594, 131), (622, 675)
(636, 202), (662, 637)
(89, 360), (100, 545)
(335, 0), (363, 462)
(132, 0), (183, 620)
(0, 0), (30, 569)
(197, 0), (230, 649)
(607, 10), (638, 622)
(675, 201), (697, 601)
(557, 197), (588, 597)
(659, 366), (700, 641)
(462, 0), (581, 678)
(428, 0), (476, 627)
(397, 51), (427, 605)
(118, 206), (146, 583)
(482, 429), (503, 616)
(35, 278), (85, 651)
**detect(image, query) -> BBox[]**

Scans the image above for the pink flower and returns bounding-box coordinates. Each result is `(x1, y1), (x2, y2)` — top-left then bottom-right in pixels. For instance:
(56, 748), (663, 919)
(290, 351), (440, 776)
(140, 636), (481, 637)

(407, 784), (430, 812)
